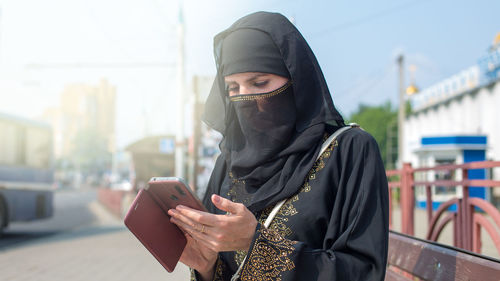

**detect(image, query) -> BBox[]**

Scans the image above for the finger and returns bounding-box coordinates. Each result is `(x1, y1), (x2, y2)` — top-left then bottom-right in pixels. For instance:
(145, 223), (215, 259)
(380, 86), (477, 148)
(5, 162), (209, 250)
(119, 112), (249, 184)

(170, 215), (206, 237)
(172, 214), (237, 253)
(169, 209), (200, 230)
(170, 209), (216, 237)
(211, 194), (245, 215)
(170, 214), (195, 233)
(175, 205), (218, 226)
(171, 217), (219, 250)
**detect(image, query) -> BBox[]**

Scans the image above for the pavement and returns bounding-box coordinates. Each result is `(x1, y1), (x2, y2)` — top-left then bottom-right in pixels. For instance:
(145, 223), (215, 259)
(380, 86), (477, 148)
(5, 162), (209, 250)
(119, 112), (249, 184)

(0, 201), (190, 281)
(2, 197), (497, 281)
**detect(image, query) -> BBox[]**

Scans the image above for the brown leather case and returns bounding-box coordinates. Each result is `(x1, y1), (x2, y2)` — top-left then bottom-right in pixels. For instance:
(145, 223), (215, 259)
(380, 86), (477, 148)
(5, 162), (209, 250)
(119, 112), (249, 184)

(124, 188), (186, 273)
(147, 177), (208, 213)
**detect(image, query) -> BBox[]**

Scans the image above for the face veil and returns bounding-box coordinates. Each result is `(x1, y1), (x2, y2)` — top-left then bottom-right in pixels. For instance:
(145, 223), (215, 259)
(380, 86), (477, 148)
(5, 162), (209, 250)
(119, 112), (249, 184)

(228, 81), (296, 183)
(202, 12), (345, 213)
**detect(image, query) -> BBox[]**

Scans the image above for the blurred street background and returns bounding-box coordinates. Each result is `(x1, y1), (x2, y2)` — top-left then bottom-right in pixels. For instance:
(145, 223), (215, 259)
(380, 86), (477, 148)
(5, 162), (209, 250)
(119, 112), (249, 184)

(0, 0), (499, 280)
(0, 187), (190, 280)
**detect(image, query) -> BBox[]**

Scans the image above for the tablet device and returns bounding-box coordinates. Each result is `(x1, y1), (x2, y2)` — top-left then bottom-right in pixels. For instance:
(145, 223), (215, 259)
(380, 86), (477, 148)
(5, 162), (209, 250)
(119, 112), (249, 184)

(147, 177), (208, 212)
(123, 177), (206, 272)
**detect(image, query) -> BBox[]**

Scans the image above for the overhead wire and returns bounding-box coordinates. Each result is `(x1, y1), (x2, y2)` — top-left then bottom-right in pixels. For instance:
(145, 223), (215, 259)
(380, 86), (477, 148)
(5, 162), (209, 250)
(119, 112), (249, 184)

(333, 61), (396, 105)
(310, 0), (432, 37)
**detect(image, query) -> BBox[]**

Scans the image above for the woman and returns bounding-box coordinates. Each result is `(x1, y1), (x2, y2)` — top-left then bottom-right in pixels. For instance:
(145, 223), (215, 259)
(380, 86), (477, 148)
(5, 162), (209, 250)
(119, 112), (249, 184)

(168, 11), (389, 281)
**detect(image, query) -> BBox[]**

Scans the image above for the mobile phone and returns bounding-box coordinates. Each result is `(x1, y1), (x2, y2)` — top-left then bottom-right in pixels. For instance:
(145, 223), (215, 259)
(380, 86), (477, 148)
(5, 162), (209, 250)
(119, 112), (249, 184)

(124, 188), (186, 272)
(147, 177), (208, 212)
(123, 177), (207, 273)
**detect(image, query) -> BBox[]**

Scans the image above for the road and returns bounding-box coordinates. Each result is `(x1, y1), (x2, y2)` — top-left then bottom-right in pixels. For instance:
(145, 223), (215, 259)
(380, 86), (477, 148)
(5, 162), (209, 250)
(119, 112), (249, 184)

(0, 189), (97, 250)
(0, 188), (190, 281)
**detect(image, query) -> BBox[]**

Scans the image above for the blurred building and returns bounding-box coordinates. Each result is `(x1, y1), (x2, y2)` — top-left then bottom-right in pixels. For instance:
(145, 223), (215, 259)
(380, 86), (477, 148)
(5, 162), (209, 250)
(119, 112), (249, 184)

(404, 33), (500, 208)
(125, 135), (176, 190)
(187, 76), (221, 198)
(42, 79), (116, 159)
(194, 125), (221, 198)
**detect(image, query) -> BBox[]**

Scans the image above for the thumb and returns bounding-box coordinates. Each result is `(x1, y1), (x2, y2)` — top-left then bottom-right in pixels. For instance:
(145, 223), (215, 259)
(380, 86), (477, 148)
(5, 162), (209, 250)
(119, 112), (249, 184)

(212, 194), (244, 214)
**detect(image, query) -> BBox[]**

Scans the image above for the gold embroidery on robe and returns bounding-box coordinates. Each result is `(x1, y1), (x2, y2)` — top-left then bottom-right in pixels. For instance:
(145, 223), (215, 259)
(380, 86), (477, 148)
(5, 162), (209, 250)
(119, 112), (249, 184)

(189, 268), (196, 281)
(240, 228), (298, 281)
(213, 257), (225, 281)
(269, 139), (336, 238)
(227, 171), (252, 205)
(238, 139), (338, 279)
(235, 250), (247, 267)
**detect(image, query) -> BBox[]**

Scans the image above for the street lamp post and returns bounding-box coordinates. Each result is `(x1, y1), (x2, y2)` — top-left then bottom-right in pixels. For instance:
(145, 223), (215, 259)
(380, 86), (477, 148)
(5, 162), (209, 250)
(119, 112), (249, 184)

(175, 2), (185, 179)
(397, 55), (405, 168)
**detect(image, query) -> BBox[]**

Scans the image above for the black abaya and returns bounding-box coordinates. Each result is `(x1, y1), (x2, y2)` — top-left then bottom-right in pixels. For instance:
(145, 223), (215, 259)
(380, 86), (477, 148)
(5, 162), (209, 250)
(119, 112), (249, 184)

(196, 127), (389, 280)
(195, 11), (389, 281)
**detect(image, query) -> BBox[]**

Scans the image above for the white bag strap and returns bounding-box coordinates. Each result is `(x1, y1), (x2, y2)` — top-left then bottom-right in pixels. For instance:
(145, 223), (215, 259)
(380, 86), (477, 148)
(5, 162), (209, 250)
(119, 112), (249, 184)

(318, 123), (358, 158)
(230, 124), (359, 281)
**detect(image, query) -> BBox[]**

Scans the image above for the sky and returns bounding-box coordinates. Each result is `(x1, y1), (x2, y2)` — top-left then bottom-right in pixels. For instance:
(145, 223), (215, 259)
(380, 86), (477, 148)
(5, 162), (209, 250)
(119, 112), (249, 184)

(0, 0), (499, 149)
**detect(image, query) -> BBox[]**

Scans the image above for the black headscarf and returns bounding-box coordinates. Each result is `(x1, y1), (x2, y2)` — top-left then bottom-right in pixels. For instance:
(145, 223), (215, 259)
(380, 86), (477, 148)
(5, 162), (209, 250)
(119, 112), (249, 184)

(202, 11), (345, 213)
(220, 28), (289, 78)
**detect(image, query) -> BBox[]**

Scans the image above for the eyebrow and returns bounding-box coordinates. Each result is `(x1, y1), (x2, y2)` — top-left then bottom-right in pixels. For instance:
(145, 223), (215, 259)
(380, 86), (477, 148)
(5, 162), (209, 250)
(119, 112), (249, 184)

(224, 73), (269, 84)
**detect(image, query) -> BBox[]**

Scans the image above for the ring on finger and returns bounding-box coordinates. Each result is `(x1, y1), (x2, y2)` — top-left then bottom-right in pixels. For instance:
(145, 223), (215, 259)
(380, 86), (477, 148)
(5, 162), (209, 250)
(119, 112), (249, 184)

(200, 224), (206, 234)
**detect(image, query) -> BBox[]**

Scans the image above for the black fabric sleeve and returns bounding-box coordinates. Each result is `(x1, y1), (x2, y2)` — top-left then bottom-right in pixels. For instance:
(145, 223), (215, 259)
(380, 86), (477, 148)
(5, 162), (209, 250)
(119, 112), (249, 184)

(237, 131), (389, 280)
(202, 154), (227, 214)
(190, 255), (233, 281)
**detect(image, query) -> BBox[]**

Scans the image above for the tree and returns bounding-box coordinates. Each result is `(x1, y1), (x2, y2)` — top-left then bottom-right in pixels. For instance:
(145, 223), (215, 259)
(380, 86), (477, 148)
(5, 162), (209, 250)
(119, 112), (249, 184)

(347, 101), (397, 168)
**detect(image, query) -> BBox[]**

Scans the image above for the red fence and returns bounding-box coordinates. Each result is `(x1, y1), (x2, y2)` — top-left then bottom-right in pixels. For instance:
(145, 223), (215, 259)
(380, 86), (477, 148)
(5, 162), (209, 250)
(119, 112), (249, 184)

(97, 188), (125, 218)
(387, 161), (500, 256)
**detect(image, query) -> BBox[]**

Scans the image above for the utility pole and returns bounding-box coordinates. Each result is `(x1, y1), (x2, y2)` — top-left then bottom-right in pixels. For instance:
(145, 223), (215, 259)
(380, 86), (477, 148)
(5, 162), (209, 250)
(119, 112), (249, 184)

(397, 55), (405, 168)
(191, 76), (202, 193)
(386, 120), (397, 170)
(175, 1), (186, 179)
(0, 6), (3, 66)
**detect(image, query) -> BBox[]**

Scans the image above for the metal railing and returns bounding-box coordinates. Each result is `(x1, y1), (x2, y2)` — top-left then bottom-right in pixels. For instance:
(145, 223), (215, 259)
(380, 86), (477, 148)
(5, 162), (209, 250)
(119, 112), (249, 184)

(387, 161), (500, 256)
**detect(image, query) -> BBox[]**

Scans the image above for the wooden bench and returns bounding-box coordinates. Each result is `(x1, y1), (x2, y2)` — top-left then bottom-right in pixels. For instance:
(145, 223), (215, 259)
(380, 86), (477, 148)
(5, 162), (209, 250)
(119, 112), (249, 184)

(386, 231), (500, 281)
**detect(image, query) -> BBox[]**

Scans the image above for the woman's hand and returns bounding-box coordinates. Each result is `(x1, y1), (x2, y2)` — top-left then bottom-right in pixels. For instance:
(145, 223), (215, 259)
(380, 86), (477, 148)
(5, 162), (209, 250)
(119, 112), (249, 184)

(177, 231), (217, 281)
(168, 194), (258, 253)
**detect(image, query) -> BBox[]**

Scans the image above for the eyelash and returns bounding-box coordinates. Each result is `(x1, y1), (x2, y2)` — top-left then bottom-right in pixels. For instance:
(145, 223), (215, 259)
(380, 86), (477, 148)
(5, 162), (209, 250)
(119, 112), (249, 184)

(227, 81), (269, 93)
(254, 81), (268, 87)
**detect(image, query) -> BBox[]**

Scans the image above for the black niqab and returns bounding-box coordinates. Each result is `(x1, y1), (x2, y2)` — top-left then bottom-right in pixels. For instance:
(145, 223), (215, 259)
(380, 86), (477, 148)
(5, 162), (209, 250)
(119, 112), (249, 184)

(202, 11), (345, 213)
(220, 28), (289, 78)
(229, 82), (296, 182)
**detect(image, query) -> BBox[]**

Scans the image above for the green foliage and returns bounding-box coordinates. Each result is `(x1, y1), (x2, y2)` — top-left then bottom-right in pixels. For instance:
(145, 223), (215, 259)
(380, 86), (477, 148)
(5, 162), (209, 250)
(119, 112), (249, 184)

(347, 101), (398, 168)
(405, 100), (413, 116)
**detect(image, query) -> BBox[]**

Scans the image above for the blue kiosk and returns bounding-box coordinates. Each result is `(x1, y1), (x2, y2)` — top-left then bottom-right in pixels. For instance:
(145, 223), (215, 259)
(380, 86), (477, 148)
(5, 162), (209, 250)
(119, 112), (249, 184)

(414, 135), (488, 210)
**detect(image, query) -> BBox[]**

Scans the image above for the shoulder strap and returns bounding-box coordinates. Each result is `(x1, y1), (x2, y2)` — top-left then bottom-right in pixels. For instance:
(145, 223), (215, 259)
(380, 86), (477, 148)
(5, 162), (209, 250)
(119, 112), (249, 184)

(318, 123), (359, 158)
(230, 123), (359, 281)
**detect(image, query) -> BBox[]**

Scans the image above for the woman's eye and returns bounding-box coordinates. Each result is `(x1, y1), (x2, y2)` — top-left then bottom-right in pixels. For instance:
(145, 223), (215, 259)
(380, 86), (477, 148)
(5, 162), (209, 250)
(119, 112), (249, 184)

(254, 81), (268, 87)
(227, 87), (239, 93)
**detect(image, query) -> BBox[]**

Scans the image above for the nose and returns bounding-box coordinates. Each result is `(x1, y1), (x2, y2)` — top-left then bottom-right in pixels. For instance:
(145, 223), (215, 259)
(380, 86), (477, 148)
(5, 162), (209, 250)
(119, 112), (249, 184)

(239, 85), (252, 95)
